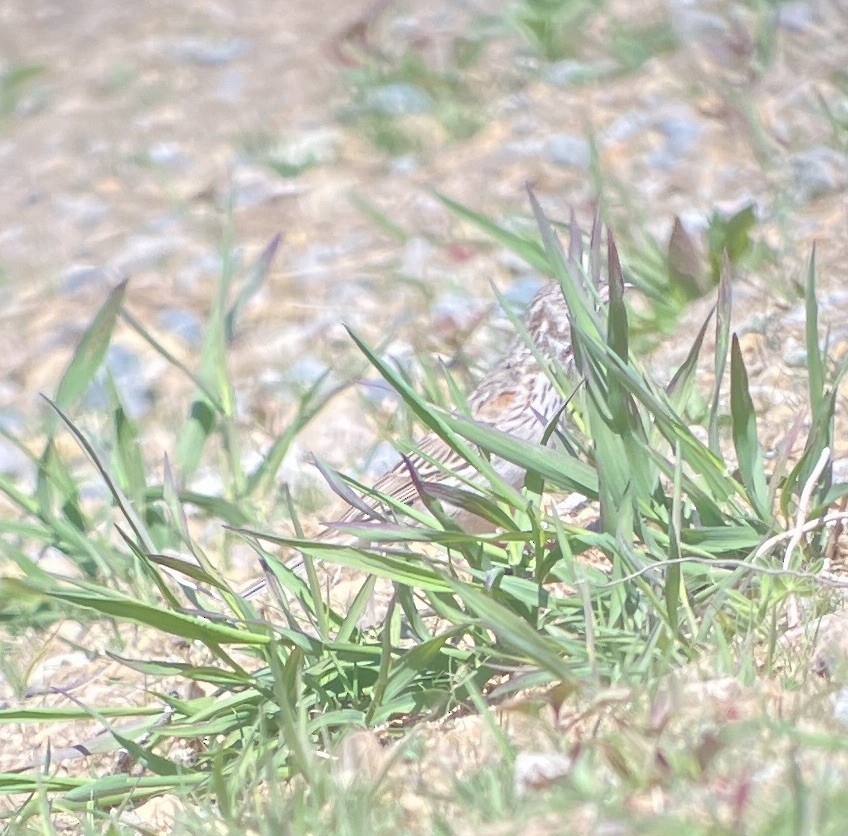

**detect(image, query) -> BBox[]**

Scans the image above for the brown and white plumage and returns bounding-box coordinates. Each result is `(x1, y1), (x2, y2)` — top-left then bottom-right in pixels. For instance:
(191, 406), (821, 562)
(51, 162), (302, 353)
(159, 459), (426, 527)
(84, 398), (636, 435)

(241, 278), (598, 600)
(341, 280), (586, 526)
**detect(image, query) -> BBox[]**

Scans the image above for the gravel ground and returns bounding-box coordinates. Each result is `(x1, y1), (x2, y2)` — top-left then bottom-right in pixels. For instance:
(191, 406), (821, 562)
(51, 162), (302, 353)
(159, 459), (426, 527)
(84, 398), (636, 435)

(2, 0), (848, 823)
(1, 1), (847, 487)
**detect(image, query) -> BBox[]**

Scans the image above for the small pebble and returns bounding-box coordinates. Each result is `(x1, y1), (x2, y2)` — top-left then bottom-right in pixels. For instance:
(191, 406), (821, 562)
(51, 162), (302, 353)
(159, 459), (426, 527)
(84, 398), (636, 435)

(400, 237), (433, 279)
(157, 309), (203, 349)
(271, 129), (340, 170)
(668, 5), (728, 41)
(778, 2), (815, 33)
(0, 438), (29, 478)
(363, 83), (433, 116)
(148, 141), (188, 168)
(172, 37), (249, 66)
(783, 346), (808, 368)
(285, 356), (329, 387)
(544, 60), (593, 88)
(390, 155), (420, 175)
(514, 751), (572, 795)
(228, 165), (303, 210)
(791, 146), (848, 202)
(216, 69), (245, 102)
(52, 195), (108, 229)
(60, 265), (110, 294)
(363, 441), (401, 476)
(603, 110), (650, 144)
(834, 686), (848, 726)
(109, 235), (182, 276)
(652, 117), (702, 169)
(831, 458), (848, 483)
(501, 275), (543, 307)
(546, 133), (590, 169)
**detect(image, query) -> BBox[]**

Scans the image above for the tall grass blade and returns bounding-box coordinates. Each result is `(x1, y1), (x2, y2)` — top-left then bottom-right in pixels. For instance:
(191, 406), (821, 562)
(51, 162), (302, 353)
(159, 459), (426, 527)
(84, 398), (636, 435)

(448, 579), (574, 685)
(7, 577), (271, 645)
(176, 244), (237, 480)
(433, 189), (549, 272)
(106, 374), (147, 507)
(729, 335), (770, 521)
(709, 258), (732, 454)
(805, 244), (824, 419)
(666, 306), (713, 407)
(246, 371), (346, 498)
(51, 279), (128, 425)
(225, 232), (281, 342)
(346, 327), (525, 508)
(44, 396), (157, 555)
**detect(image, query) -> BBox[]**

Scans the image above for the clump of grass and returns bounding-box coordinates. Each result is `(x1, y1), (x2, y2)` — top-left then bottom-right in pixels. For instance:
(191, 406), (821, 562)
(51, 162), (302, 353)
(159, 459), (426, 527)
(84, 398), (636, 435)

(504, 0), (678, 78)
(0, 63), (46, 127)
(0, 191), (845, 832)
(505, 0), (605, 63)
(338, 42), (486, 157)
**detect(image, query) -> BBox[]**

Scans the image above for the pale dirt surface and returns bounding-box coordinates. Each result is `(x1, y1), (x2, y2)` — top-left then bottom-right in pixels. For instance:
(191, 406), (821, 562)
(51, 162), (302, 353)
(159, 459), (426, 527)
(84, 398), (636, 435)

(2, 0), (848, 830)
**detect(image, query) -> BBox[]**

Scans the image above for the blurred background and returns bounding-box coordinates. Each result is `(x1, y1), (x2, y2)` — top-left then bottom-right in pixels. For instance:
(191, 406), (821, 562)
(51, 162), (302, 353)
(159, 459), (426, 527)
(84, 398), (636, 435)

(0, 0), (846, 514)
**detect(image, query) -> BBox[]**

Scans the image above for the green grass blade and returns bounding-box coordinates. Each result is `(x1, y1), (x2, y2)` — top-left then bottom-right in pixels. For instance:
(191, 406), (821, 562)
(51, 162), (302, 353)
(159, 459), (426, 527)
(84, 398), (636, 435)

(666, 306), (714, 407)
(44, 396), (157, 555)
(730, 335), (770, 521)
(438, 411), (599, 497)
(350, 192), (409, 243)
(346, 327), (526, 508)
(246, 372), (347, 498)
(233, 530), (453, 592)
(665, 442), (683, 634)
(709, 258), (732, 454)
(448, 578), (575, 685)
(106, 373), (147, 507)
(225, 232), (281, 342)
(805, 244), (824, 418)
(35, 439), (87, 535)
(176, 242), (237, 480)
(51, 279), (128, 424)
(121, 309), (225, 409)
(432, 189), (549, 272)
(6, 578), (272, 645)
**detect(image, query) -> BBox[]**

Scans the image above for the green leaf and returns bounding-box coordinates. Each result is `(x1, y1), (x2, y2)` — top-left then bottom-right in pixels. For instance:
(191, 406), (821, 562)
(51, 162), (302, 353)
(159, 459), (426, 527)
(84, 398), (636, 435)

(52, 280), (127, 423)
(350, 192), (409, 243)
(176, 242), (237, 480)
(666, 306), (713, 408)
(107, 373), (147, 506)
(36, 439), (87, 535)
(667, 215), (708, 299)
(418, 481), (518, 531)
(448, 578), (575, 684)
(346, 327), (526, 508)
(526, 187), (604, 346)
(439, 411), (599, 498)
(432, 189), (549, 273)
(45, 396), (157, 555)
(805, 244), (824, 419)
(143, 485), (252, 526)
(0, 705), (160, 723)
(665, 442), (683, 634)
(233, 529), (454, 592)
(707, 203), (756, 281)
(225, 232), (281, 342)
(730, 335), (770, 521)
(709, 259), (732, 454)
(7, 578), (272, 645)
